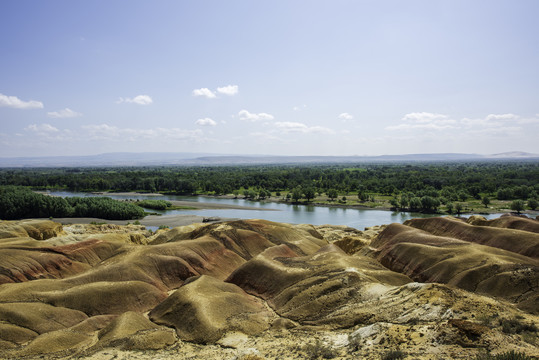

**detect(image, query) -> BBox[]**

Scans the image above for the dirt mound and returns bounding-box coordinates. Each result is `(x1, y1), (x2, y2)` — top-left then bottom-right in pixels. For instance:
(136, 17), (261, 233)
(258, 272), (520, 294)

(227, 244), (412, 327)
(369, 222), (539, 313)
(467, 214), (539, 233)
(404, 216), (539, 258)
(150, 275), (275, 343)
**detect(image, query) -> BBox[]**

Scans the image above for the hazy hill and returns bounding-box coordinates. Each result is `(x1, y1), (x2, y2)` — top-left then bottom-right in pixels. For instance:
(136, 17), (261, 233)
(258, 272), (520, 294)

(0, 151), (538, 167)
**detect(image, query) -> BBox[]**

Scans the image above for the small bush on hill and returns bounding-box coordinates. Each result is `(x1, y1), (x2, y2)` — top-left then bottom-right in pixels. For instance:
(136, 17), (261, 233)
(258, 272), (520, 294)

(381, 349), (406, 360)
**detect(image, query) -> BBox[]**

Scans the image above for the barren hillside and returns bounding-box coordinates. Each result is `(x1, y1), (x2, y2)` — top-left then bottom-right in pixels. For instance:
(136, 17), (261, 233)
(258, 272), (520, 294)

(0, 216), (537, 359)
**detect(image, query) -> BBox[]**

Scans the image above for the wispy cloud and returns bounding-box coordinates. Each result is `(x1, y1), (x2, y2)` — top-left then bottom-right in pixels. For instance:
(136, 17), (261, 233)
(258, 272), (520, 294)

(485, 113), (518, 121)
(401, 112), (449, 123)
(238, 109), (274, 122)
(195, 118), (217, 126)
(82, 124), (203, 142)
(274, 121), (334, 134)
(386, 112), (537, 136)
(25, 124), (59, 133)
(192, 88), (216, 99)
(0, 93), (43, 109)
(216, 85), (238, 96)
(338, 112), (354, 120)
(23, 123), (72, 141)
(461, 113), (520, 128)
(116, 95), (153, 105)
(47, 108), (82, 118)
(386, 112), (457, 131)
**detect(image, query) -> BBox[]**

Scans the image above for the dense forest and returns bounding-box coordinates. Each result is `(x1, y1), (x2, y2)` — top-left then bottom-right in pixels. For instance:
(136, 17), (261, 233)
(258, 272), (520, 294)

(0, 187), (145, 220)
(0, 161), (538, 215)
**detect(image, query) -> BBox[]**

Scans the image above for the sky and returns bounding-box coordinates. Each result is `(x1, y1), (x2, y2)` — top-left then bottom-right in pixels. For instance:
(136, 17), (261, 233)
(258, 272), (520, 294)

(1, 0), (539, 158)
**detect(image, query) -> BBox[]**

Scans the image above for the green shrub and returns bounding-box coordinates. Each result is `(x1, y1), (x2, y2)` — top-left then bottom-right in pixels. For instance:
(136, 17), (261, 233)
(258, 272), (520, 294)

(381, 349), (406, 360)
(500, 318), (538, 335)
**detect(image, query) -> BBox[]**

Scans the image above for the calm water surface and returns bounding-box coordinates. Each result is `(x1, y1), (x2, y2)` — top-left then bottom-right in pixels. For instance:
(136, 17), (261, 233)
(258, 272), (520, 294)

(49, 191), (506, 230)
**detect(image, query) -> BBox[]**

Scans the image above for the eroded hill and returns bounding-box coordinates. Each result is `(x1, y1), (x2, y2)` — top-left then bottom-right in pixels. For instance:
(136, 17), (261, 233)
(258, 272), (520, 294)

(0, 216), (537, 359)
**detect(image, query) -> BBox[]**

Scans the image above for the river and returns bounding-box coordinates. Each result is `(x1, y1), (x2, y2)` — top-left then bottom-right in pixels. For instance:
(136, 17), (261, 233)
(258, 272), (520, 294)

(46, 191), (509, 230)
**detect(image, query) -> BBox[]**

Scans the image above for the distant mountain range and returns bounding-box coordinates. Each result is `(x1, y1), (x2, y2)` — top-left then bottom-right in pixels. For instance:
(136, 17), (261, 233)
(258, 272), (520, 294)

(0, 151), (538, 167)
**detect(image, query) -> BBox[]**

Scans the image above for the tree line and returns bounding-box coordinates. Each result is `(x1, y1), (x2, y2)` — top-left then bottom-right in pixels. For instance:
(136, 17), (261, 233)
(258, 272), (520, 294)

(0, 161), (537, 205)
(0, 186), (145, 220)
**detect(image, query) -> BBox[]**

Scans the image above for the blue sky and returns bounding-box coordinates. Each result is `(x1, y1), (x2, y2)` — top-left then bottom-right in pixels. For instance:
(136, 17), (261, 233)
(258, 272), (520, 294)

(1, 0), (538, 157)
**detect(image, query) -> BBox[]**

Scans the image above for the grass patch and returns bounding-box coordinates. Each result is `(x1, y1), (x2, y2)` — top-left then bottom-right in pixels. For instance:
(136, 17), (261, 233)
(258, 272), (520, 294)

(167, 205), (198, 210)
(89, 221), (107, 225)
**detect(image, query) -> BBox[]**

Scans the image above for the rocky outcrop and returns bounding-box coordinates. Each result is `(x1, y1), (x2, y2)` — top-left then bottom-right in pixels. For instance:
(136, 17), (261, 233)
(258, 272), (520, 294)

(0, 220), (65, 240)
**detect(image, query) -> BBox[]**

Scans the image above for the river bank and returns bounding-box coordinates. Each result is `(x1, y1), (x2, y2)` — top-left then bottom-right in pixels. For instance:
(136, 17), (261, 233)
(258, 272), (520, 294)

(39, 214), (238, 228)
(89, 191), (538, 217)
(202, 194), (537, 217)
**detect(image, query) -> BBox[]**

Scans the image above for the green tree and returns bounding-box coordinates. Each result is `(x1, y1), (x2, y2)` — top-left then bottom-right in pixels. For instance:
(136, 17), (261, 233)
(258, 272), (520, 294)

(303, 187), (316, 202)
(528, 198), (538, 210)
(446, 202), (453, 214)
(481, 196), (490, 208)
(409, 197), (422, 211)
(291, 187), (303, 203)
(455, 203), (463, 215)
(420, 196), (440, 212)
(357, 191), (369, 202)
(510, 200), (525, 214)
(399, 194), (409, 209)
(327, 189), (338, 201)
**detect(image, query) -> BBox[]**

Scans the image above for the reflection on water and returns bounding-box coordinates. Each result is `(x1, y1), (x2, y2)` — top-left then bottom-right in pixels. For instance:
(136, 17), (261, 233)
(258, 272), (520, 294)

(48, 191), (510, 230)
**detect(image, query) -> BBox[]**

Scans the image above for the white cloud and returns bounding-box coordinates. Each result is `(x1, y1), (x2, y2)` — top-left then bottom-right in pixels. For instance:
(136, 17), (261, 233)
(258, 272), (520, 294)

(82, 124), (203, 142)
(25, 124), (59, 133)
(274, 121), (335, 134)
(192, 88), (217, 99)
(195, 118), (217, 126)
(47, 108), (82, 118)
(387, 112), (457, 131)
(466, 126), (522, 135)
(238, 109), (274, 122)
(216, 85), (238, 96)
(0, 93), (44, 109)
(517, 116), (539, 124)
(387, 111), (537, 138)
(293, 104), (307, 111)
(485, 113), (518, 121)
(402, 112), (449, 123)
(386, 123), (457, 131)
(116, 95), (153, 105)
(338, 112), (354, 120)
